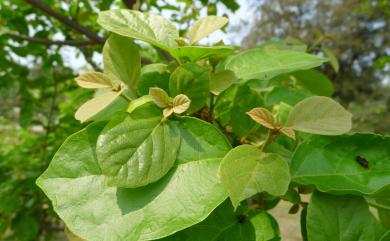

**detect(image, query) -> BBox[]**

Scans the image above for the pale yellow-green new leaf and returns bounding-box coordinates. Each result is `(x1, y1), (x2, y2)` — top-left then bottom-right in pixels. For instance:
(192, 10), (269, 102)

(279, 128), (295, 140)
(246, 107), (275, 129)
(75, 72), (113, 89)
(149, 87), (170, 108)
(286, 96), (352, 135)
(172, 94), (191, 114)
(75, 89), (123, 123)
(188, 16), (228, 45)
(219, 145), (290, 209)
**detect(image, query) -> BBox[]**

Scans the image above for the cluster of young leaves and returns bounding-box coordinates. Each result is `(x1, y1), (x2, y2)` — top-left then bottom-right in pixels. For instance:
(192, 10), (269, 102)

(37, 10), (390, 241)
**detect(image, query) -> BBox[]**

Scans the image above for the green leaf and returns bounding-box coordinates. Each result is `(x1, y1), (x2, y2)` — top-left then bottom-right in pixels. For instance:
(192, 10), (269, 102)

(96, 113), (180, 188)
(137, 64), (170, 96)
(258, 38), (307, 52)
(210, 70), (236, 95)
(225, 48), (327, 81)
(37, 117), (231, 241)
(219, 145), (290, 208)
(98, 10), (179, 51)
(103, 34), (141, 97)
(264, 87), (312, 107)
(159, 200), (280, 241)
(75, 71), (114, 89)
(170, 45), (236, 62)
(187, 16), (228, 44)
(169, 63), (210, 113)
(286, 96), (352, 135)
(307, 192), (386, 241)
(289, 70), (334, 96)
(214, 84), (263, 137)
(75, 89), (124, 123)
(291, 134), (390, 195)
(322, 47), (339, 73)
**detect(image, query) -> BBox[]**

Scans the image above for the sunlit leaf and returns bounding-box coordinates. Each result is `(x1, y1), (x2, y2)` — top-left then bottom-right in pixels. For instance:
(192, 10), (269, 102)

(225, 48), (327, 81)
(188, 16), (228, 44)
(149, 87), (171, 108)
(75, 89), (124, 123)
(286, 96), (352, 135)
(219, 145), (290, 208)
(98, 10), (179, 51)
(172, 94), (191, 114)
(75, 72), (113, 89)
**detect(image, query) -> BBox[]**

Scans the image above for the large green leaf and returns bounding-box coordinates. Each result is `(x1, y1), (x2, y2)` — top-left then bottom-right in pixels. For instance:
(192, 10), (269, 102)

(286, 96), (352, 135)
(214, 84), (263, 137)
(159, 200), (280, 241)
(224, 48), (327, 81)
(219, 145), (290, 208)
(307, 192), (386, 241)
(291, 134), (390, 195)
(96, 113), (180, 188)
(169, 63), (210, 113)
(136, 64), (170, 96)
(210, 70), (236, 95)
(264, 86), (312, 107)
(291, 70), (334, 96)
(98, 10), (178, 51)
(170, 45), (236, 62)
(36, 117), (231, 241)
(187, 16), (228, 44)
(103, 34), (141, 98)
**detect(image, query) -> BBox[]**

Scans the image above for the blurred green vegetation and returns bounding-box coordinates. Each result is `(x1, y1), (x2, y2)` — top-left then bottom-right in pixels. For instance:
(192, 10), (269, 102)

(0, 0), (388, 240)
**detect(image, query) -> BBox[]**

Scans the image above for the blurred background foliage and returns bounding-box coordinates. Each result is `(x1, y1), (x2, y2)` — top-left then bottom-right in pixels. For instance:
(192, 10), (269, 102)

(0, 0), (389, 240)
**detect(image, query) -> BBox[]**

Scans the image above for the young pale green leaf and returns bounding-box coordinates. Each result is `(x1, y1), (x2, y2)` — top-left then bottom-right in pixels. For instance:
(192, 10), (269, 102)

(36, 117), (230, 241)
(98, 10), (179, 51)
(246, 107), (275, 129)
(103, 34), (140, 98)
(96, 113), (180, 188)
(322, 47), (339, 73)
(219, 145), (290, 209)
(172, 94), (190, 114)
(159, 200), (280, 241)
(65, 227), (86, 241)
(75, 71), (113, 89)
(169, 63), (210, 113)
(75, 89), (124, 123)
(307, 192), (386, 241)
(149, 87), (171, 108)
(187, 16), (228, 45)
(214, 84), (264, 137)
(286, 96), (352, 135)
(224, 48), (327, 81)
(291, 134), (390, 196)
(170, 45), (236, 62)
(209, 70), (236, 95)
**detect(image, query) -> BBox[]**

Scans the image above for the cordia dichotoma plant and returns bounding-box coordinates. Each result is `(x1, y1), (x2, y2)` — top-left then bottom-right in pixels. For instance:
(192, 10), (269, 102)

(37, 10), (390, 241)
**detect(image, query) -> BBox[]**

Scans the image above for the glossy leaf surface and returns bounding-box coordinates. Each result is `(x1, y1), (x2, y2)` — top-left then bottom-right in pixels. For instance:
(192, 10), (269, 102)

(37, 117), (231, 241)
(291, 134), (390, 195)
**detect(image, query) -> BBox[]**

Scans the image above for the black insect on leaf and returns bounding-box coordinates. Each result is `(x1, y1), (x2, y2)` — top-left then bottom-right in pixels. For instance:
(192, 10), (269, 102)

(237, 214), (246, 223)
(355, 156), (369, 169)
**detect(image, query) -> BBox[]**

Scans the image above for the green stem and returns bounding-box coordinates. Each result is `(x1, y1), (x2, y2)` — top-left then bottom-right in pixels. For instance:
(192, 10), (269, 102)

(209, 94), (215, 122)
(261, 130), (277, 152)
(120, 93), (132, 102)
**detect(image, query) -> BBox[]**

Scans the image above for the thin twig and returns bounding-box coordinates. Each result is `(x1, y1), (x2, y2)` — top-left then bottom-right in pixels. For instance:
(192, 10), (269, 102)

(24, 0), (105, 43)
(6, 33), (99, 46)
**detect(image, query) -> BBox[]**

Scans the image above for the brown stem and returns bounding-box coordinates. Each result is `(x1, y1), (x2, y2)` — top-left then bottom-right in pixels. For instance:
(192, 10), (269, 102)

(24, 0), (105, 43)
(6, 33), (99, 47)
